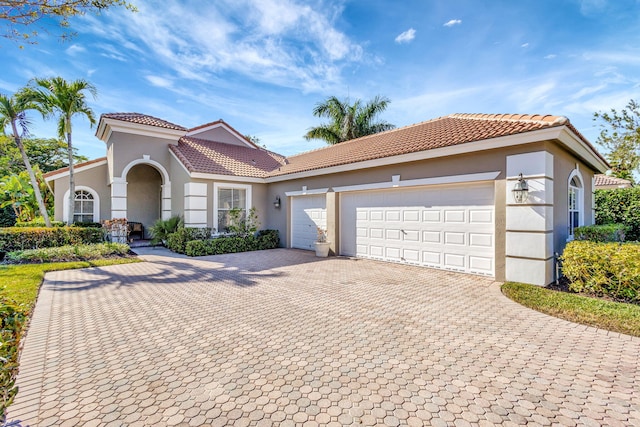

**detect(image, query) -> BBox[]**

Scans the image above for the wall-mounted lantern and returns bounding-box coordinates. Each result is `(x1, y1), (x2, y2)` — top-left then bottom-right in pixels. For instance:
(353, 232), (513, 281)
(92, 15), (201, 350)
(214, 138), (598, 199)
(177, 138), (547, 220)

(512, 173), (529, 204)
(273, 196), (281, 208)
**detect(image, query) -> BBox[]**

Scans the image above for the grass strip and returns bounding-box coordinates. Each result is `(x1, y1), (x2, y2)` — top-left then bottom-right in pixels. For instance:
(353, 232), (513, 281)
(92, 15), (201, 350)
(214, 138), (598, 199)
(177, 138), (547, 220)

(502, 282), (640, 337)
(1, 258), (141, 307)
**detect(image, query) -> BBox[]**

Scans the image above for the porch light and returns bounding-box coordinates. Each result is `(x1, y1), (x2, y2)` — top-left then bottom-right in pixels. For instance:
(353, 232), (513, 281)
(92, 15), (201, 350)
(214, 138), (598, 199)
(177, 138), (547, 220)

(273, 196), (281, 208)
(512, 173), (529, 204)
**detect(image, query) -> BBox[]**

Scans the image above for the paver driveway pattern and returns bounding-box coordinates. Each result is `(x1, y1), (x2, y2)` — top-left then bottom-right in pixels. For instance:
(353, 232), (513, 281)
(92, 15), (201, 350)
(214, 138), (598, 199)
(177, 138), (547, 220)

(8, 248), (640, 426)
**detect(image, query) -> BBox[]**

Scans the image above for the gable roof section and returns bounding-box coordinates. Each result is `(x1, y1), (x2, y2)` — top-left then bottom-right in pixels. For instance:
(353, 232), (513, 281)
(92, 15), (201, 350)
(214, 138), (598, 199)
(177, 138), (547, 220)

(186, 119), (258, 149)
(170, 136), (286, 178)
(594, 174), (632, 188)
(101, 113), (187, 131)
(269, 113), (607, 177)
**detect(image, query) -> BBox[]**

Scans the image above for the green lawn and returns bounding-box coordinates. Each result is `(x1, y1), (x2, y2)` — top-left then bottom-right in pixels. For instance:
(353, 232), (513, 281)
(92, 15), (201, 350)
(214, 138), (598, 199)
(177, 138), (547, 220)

(1, 258), (141, 307)
(502, 282), (640, 337)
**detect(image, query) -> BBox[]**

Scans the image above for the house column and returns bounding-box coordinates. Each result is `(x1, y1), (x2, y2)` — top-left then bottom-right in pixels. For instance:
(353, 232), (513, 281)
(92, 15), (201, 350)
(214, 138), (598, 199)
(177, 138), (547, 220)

(326, 191), (337, 256)
(184, 183), (208, 228)
(111, 177), (127, 219)
(505, 151), (554, 286)
(161, 182), (172, 220)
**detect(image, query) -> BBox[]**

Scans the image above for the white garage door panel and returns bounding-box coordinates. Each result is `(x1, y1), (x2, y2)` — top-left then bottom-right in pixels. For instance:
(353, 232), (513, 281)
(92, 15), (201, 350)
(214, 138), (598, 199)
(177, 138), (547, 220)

(291, 195), (326, 250)
(340, 183), (495, 277)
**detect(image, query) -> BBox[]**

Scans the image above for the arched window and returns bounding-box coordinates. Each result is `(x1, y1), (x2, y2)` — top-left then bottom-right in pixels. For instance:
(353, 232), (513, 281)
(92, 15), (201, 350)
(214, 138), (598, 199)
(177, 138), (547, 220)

(568, 173), (583, 239)
(74, 190), (95, 223)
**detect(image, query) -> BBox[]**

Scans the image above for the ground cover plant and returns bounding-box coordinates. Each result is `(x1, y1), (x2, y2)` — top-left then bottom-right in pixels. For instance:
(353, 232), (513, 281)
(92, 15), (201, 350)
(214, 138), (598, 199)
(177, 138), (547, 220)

(502, 282), (640, 337)
(4, 243), (130, 264)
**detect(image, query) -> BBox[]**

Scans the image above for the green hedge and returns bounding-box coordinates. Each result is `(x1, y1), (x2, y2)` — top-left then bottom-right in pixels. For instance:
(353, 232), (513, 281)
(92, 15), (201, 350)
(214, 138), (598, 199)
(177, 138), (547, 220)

(0, 296), (27, 418)
(14, 220), (65, 227)
(595, 187), (640, 240)
(4, 243), (130, 264)
(166, 227), (213, 254)
(574, 224), (628, 242)
(561, 240), (640, 303)
(0, 227), (105, 253)
(185, 230), (279, 257)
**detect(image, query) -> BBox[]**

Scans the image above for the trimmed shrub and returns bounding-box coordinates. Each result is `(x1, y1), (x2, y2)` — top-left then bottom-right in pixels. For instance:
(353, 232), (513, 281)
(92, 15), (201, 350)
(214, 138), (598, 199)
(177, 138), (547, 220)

(14, 219), (65, 227)
(71, 221), (103, 228)
(574, 224), (628, 242)
(4, 243), (131, 264)
(166, 227), (213, 254)
(561, 240), (640, 303)
(595, 187), (640, 240)
(0, 297), (27, 421)
(0, 206), (16, 228)
(185, 230), (279, 257)
(0, 227), (105, 253)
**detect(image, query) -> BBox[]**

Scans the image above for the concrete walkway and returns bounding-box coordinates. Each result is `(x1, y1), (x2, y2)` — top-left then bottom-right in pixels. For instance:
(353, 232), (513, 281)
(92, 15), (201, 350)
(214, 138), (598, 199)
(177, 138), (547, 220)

(8, 249), (640, 426)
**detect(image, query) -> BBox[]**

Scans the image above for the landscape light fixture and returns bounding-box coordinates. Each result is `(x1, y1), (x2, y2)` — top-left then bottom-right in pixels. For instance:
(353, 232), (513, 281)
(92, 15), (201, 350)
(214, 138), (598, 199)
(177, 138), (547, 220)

(512, 173), (529, 204)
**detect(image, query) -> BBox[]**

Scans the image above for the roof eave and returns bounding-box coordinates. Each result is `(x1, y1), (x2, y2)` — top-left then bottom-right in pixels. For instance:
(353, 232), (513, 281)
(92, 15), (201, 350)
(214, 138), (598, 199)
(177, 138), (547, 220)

(96, 117), (187, 143)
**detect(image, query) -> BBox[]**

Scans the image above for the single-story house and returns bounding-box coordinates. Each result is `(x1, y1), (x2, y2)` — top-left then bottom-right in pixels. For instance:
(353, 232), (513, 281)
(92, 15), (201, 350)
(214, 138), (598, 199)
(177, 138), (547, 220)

(594, 174), (633, 190)
(44, 112), (609, 286)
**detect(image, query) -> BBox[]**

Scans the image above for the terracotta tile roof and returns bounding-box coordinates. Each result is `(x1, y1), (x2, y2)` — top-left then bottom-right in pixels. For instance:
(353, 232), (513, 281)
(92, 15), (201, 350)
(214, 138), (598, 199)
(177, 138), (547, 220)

(43, 157), (107, 179)
(594, 174), (632, 188)
(101, 113), (187, 131)
(170, 136), (286, 178)
(269, 113), (596, 177)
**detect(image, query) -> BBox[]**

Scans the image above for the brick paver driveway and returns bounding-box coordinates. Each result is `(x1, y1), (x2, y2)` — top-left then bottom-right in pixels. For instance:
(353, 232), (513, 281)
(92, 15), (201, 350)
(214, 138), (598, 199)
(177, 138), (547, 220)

(8, 249), (640, 426)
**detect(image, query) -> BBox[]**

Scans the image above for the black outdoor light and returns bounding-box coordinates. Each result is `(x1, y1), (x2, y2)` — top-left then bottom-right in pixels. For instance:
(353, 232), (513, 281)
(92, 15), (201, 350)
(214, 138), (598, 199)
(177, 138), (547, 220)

(512, 173), (529, 204)
(273, 195), (281, 208)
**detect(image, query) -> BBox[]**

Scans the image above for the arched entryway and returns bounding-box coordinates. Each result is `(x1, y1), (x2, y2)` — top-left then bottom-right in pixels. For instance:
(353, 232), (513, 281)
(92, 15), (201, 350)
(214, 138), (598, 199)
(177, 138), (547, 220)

(126, 164), (162, 239)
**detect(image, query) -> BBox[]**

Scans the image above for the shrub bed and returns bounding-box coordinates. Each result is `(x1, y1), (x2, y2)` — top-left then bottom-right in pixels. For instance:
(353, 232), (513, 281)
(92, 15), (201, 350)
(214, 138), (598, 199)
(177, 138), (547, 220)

(185, 230), (279, 256)
(0, 227), (105, 253)
(4, 243), (131, 264)
(14, 220), (65, 227)
(0, 296), (27, 420)
(561, 240), (640, 303)
(166, 227), (213, 254)
(574, 224), (628, 242)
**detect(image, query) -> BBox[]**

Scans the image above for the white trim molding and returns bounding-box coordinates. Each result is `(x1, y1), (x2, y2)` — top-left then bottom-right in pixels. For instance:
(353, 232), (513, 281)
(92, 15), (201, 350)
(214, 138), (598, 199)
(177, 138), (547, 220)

(213, 182), (253, 232)
(44, 159), (108, 182)
(285, 187), (330, 197)
(333, 171), (500, 193)
(63, 186), (100, 223)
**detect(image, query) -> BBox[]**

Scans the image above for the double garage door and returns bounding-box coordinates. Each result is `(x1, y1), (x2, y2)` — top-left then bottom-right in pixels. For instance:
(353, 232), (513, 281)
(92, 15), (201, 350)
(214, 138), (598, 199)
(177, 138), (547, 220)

(291, 183), (495, 276)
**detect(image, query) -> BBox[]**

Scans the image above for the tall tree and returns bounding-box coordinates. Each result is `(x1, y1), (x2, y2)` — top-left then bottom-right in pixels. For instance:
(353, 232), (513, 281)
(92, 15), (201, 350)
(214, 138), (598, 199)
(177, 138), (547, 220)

(0, 92), (51, 226)
(304, 95), (395, 145)
(0, 135), (88, 176)
(594, 99), (640, 183)
(21, 76), (97, 224)
(1, 0), (136, 44)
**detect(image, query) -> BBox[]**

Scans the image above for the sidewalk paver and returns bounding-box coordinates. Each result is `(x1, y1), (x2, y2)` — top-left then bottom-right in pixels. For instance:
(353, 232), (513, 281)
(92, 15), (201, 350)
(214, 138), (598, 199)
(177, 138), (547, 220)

(8, 248), (640, 426)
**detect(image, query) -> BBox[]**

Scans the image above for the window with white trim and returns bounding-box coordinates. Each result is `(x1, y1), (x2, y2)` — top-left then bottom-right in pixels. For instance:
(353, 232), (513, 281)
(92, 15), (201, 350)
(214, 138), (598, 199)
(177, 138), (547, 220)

(568, 174), (583, 238)
(215, 184), (252, 232)
(74, 190), (95, 223)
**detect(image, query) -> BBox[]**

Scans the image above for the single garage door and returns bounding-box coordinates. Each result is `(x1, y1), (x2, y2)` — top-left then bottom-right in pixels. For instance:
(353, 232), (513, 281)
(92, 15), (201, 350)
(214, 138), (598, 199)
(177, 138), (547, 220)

(340, 182), (494, 276)
(291, 194), (326, 250)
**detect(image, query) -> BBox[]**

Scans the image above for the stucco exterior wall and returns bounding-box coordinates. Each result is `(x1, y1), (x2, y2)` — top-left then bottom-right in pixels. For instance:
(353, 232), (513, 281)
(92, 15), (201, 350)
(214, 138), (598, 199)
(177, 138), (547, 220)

(169, 155), (190, 219)
(109, 132), (177, 181)
(51, 163), (111, 222)
(548, 142), (597, 256)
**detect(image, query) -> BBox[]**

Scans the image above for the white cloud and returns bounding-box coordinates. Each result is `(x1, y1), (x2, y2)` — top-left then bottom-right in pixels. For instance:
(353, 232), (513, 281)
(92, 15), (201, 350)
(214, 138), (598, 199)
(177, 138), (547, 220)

(145, 75), (173, 88)
(66, 44), (86, 56)
(443, 19), (461, 27)
(395, 28), (416, 44)
(544, 54), (557, 59)
(84, 0), (363, 92)
(521, 43), (529, 48)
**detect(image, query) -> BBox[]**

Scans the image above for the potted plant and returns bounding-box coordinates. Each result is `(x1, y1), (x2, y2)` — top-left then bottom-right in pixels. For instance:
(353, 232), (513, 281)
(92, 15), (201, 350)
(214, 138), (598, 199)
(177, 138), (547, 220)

(314, 226), (331, 257)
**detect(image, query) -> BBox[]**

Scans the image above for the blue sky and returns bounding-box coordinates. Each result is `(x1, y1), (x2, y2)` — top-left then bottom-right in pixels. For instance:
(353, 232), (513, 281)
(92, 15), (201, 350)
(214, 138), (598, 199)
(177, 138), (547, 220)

(1, 0), (640, 161)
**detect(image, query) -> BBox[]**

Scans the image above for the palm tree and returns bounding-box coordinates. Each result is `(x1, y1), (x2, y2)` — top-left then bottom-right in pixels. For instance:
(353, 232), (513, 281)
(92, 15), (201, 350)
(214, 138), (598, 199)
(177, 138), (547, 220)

(22, 77), (97, 224)
(0, 93), (52, 227)
(304, 95), (395, 145)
